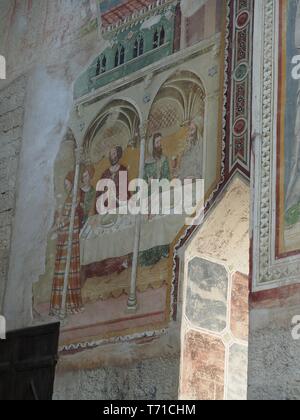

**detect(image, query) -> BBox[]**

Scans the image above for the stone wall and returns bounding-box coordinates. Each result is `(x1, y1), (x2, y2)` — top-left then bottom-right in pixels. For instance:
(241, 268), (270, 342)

(0, 76), (26, 310)
(54, 355), (179, 400)
(54, 322), (181, 400)
(248, 286), (300, 400)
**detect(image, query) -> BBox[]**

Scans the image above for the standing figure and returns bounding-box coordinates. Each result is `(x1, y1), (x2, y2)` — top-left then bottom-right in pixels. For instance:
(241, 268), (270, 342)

(95, 145), (130, 210)
(50, 172), (84, 317)
(144, 133), (171, 182)
(84, 146), (131, 279)
(139, 133), (171, 267)
(286, 1), (300, 224)
(80, 165), (96, 226)
(176, 116), (204, 181)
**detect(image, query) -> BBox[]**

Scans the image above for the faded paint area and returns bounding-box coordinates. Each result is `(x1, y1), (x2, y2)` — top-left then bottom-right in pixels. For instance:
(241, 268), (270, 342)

(227, 344), (248, 400)
(0, 0), (99, 82)
(231, 272), (249, 342)
(180, 175), (250, 400)
(181, 268), (249, 400)
(190, 175), (250, 274)
(181, 0), (208, 18)
(0, 1), (102, 330)
(181, 330), (225, 400)
(54, 321), (181, 400)
(187, 258), (228, 333)
(0, 76), (26, 311)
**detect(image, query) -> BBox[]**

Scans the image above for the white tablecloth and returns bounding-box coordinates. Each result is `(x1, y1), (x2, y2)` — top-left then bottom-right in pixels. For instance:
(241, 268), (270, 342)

(80, 213), (186, 266)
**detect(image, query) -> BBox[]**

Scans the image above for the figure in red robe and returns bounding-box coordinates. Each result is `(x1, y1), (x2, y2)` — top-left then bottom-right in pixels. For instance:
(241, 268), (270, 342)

(50, 171), (84, 316)
(83, 146), (132, 280)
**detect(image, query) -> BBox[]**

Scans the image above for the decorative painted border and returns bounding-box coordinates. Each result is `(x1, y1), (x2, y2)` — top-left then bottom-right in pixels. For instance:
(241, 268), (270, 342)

(100, 0), (173, 34)
(252, 0), (300, 292)
(59, 328), (167, 353)
(229, 0), (253, 174)
(172, 0), (253, 318)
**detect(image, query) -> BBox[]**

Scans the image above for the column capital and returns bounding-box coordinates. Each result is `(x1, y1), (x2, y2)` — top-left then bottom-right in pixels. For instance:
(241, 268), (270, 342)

(75, 147), (84, 164)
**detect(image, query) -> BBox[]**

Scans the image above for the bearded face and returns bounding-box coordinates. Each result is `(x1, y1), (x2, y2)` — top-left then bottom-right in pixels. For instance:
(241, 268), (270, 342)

(153, 137), (163, 159)
(109, 147), (120, 166)
(82, 170), (91, 188)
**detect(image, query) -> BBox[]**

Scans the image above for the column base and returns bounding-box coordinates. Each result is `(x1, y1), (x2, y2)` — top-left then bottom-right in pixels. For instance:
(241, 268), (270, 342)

(126, 300), (138, 314)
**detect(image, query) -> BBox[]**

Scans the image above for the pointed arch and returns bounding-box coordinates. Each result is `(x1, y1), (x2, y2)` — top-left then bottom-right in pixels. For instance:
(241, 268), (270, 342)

(114, 45), (125, 68)
(159, 26), (165, 46)
(148, 70), (206, 136)
(96, 55), (107, 76)
(133, 35), (144, 58)
(83, 99), (141, 163)
(153, 29), (159, 49)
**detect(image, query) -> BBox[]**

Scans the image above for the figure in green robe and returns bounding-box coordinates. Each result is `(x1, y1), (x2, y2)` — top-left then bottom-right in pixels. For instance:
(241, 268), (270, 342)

(139, 133), (171, 267)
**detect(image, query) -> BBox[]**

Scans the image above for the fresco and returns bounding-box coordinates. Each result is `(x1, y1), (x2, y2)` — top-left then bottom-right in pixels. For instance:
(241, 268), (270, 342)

(180, 0), (224, 48)
(278, 0), (300, 256)
(33, 0), (227, 347)
(187, 258), (228, 334)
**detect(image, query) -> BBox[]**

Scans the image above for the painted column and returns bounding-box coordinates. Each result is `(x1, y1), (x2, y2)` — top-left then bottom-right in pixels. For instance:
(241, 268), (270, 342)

(60, 147), (83, 319)
(127, 122), (147, 312)
(94, 0), (103, 40)
(180, 15), (187, 50)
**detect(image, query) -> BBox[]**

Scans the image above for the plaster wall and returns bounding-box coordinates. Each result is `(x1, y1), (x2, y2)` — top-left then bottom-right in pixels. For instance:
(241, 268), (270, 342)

(0, 76), (26, 311)
(179, 175), (250, 400)
(0, 0), (102, 329)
